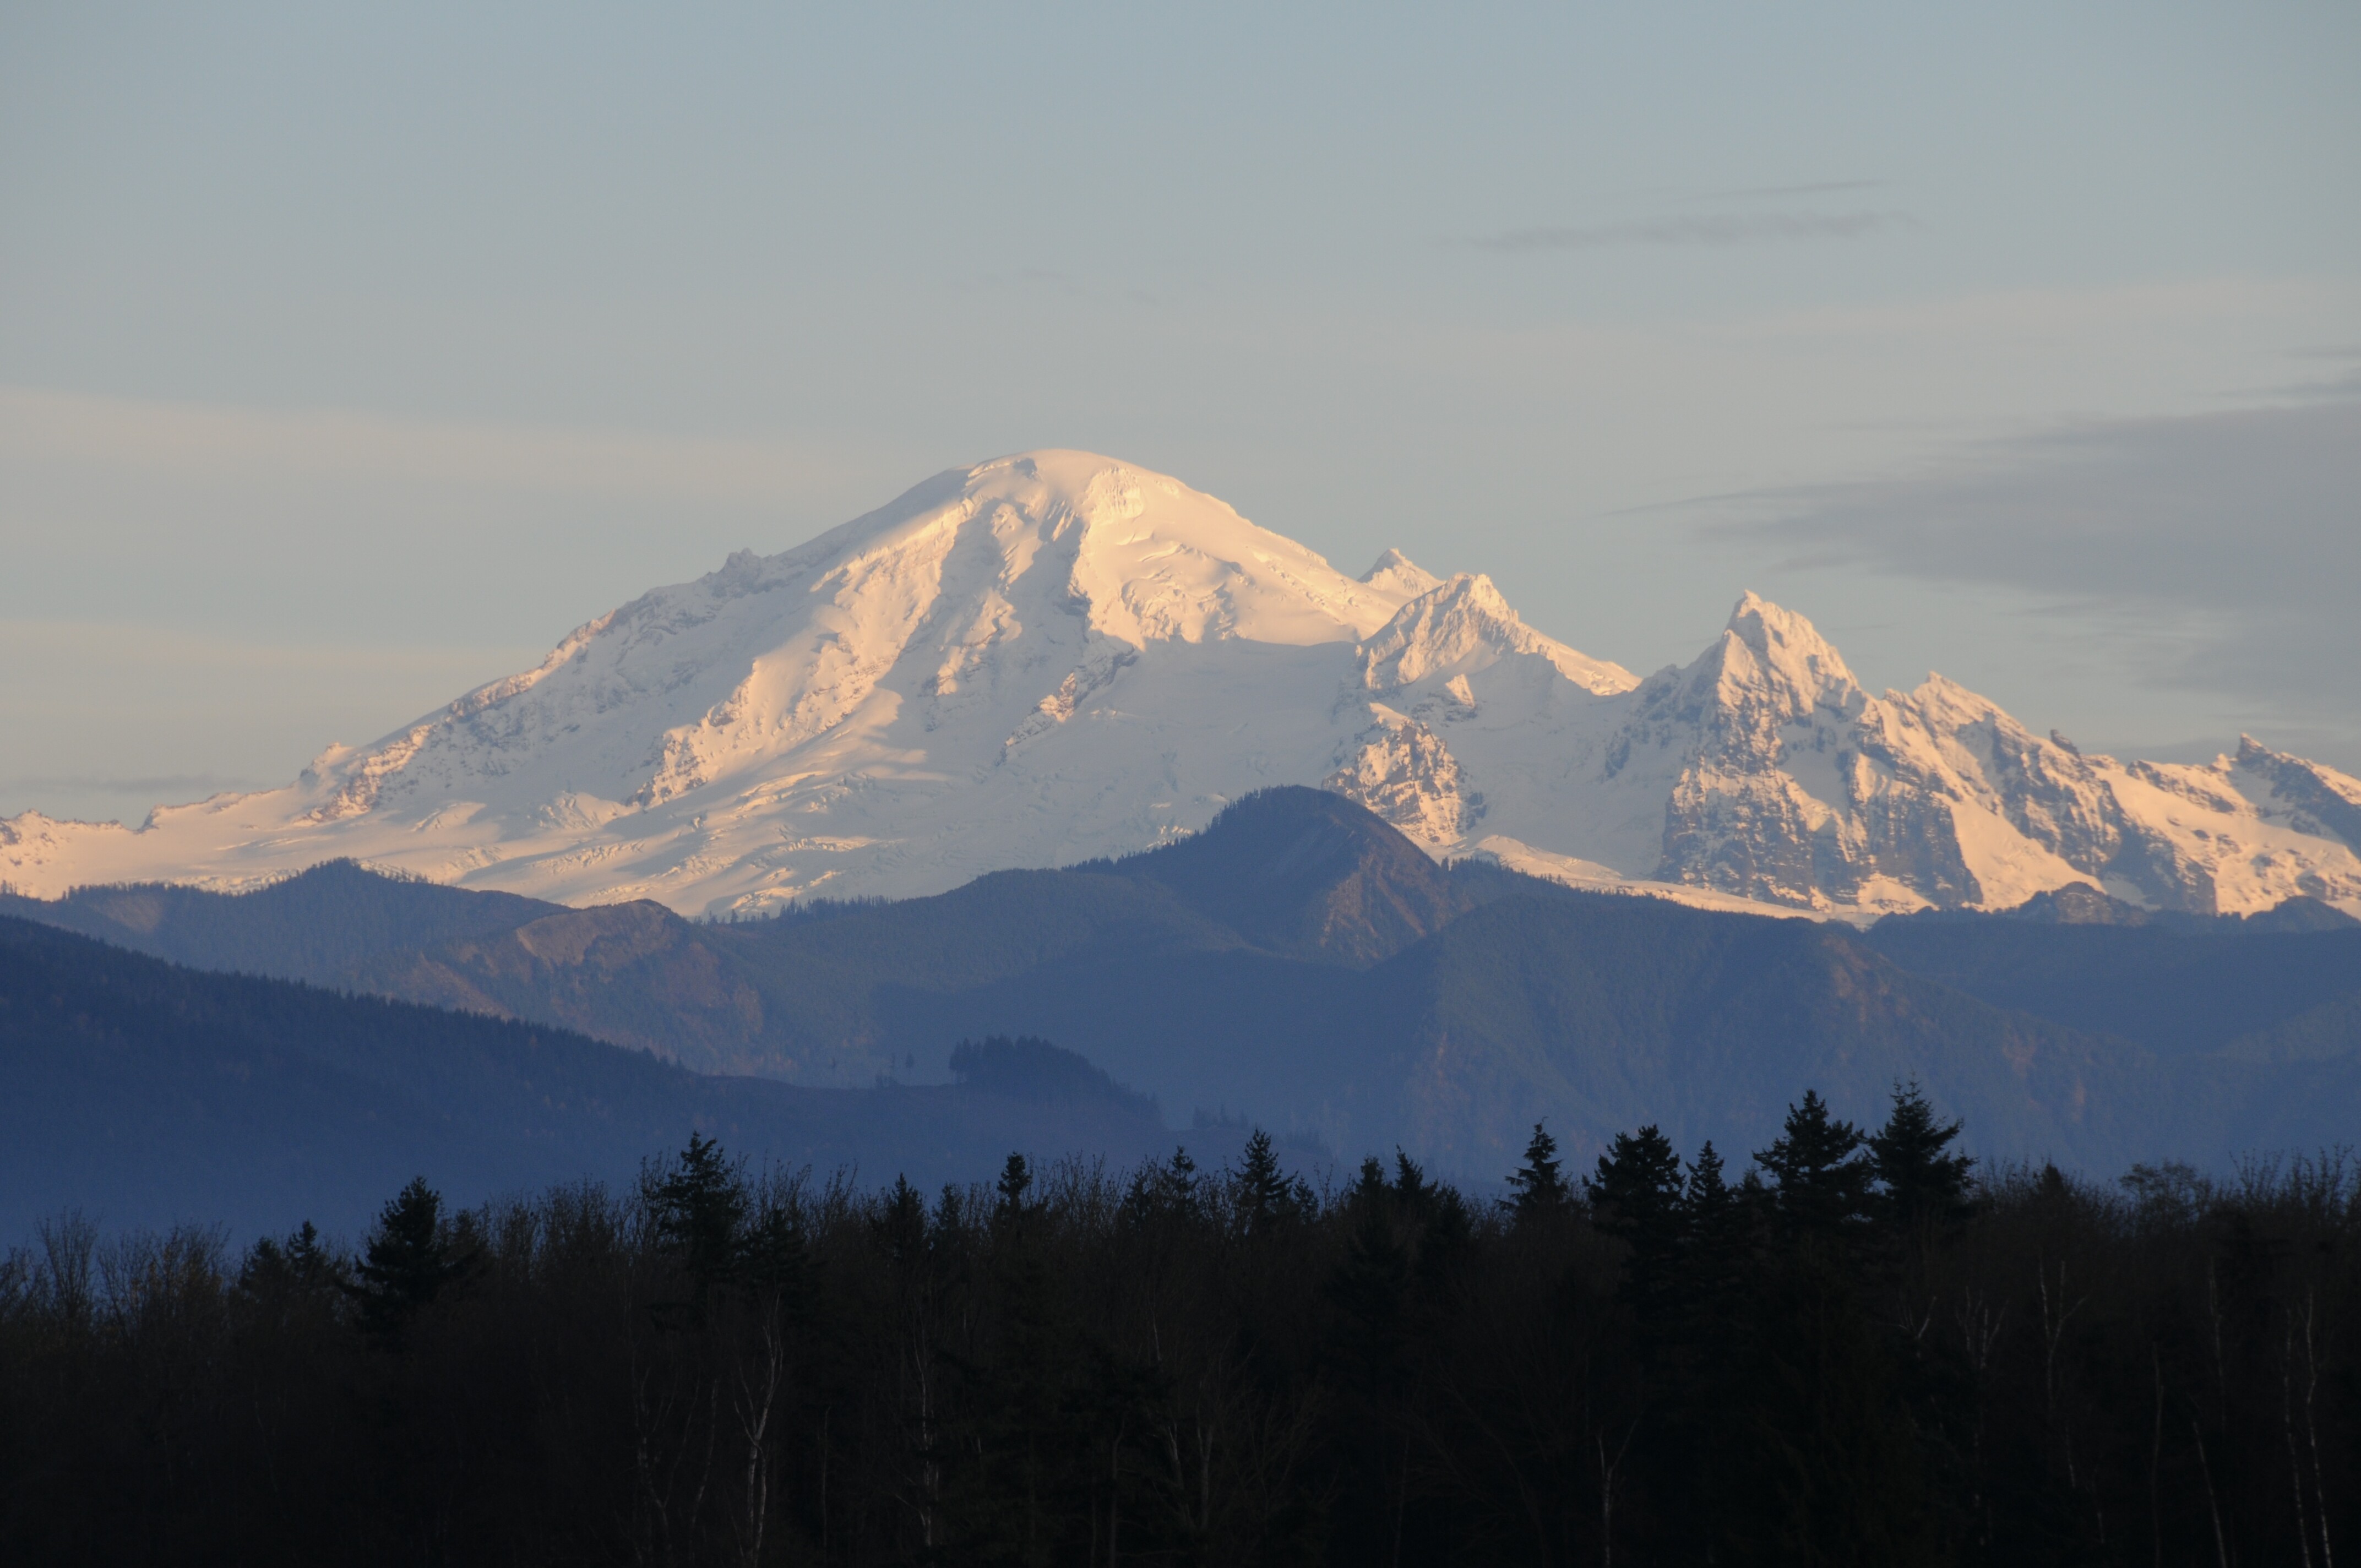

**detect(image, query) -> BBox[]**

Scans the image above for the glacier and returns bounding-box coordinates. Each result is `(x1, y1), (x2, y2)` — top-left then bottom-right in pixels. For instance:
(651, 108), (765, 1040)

(6, 449), (2358, 921)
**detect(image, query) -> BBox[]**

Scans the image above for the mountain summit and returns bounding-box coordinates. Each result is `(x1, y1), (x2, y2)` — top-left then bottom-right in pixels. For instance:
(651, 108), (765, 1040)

(6, 451), (2357, 918)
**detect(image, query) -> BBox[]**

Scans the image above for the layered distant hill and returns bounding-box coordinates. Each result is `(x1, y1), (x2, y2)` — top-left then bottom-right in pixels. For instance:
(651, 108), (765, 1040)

(5, 451), (2356, 918)
(12, 790), (2355, 1181)
(0, 913), (1187, 1240)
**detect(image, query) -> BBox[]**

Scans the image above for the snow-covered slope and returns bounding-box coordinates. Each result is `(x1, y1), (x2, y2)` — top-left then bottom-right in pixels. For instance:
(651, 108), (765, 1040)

(6, 450), (2357, 918)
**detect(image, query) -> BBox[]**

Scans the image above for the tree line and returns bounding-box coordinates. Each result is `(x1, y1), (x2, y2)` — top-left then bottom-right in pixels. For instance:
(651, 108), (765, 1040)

(1, 1086), (2353, 1565)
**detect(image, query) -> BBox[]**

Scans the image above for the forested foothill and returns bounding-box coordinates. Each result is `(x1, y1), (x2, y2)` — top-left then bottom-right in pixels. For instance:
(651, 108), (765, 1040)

(9, 790), (2361, 1236)
(0, 913), (1192, 1238)
(4, 1090), (2353, 1565)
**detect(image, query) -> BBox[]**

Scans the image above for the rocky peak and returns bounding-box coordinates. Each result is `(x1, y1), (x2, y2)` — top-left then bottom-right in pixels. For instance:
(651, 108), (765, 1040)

(1114, 786), (1473, 967)
(2232, 734), (2361, 854)
(1359, 548), (1443, 598)
(8, 456), (2358, 924)
(2002, 884), (2150, 924)
(1359, 573), (1636, 695)
(1720, 592), (1863, 720)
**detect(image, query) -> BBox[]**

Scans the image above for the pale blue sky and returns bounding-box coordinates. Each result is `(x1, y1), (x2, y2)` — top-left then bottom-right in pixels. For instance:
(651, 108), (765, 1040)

(5, 3), (2358, 819)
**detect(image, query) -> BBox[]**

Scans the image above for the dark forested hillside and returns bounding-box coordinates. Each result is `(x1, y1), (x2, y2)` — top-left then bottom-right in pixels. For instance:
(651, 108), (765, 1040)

(1863, 900), (2361, 1055)
(0, 917), (1189, 1238)
(7, 790), (2355, 1180)
(6, 800), (2356, 1561)
(0, 858), (563, 982)
(1078, 783), (1476, 964)
(4, 1103), (2353, 1566)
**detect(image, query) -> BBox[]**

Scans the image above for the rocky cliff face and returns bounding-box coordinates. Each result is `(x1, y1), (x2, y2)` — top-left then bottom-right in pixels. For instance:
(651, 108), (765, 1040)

(6, 451), (2357, 920)
(1523, 595), (2361, 914)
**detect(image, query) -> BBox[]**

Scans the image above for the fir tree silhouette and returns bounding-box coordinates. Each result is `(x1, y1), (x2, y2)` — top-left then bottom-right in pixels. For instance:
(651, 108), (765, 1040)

(349, 1177), (476, 1342)
(1755, 1090), (1875, 1243)
(1869, 1079), (1977, 1235)
(1504, 1120), (1572, 1221)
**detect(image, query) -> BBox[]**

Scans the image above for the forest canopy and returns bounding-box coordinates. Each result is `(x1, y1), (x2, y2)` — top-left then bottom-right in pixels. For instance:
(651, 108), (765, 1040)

(2, 1087), (2353, 1566)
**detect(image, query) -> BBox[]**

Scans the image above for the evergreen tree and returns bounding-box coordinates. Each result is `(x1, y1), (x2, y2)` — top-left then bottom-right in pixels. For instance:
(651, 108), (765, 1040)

(956, 1150), (1072, 1565)
(349, 1177), (476, 1341)
(1149, 1144), (1198, 1215)
(1324, 1153), (1443, 1565)
(875, 1173), (928, 1265)
(1503, 1120), (1572, 1222)
(1391, 1148), (1434, 1221)
(739, 1188), (811, 1299)
(1656, 1139), (1751, 1551)
(1587, 1125), (1686, 1314)
(239, 1220), (352, 1333)
(1869, 1080), (1976, 1235)
(1587, 1125), (1683, 1233)
(9, 1114), (2361, 1564)
(1232, 1128), (1305, 1234)
(1740, 1097), (1936, 1562)
(1754, 1090), (1874, 1243)
(1677, 1142), (1748, 1306)
(993, 1152), (1033, 1230)
(241, 1220), (346, 1299)
(645, 1131), (748, 1297)
(1329, 1157), (1412, 1373)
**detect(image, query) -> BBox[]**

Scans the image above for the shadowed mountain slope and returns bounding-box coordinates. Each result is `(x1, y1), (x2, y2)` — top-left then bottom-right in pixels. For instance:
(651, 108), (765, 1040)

(842, 878), (2167, 1175)
(0, 917), (1182, 1240)
(6, 788), (2354, 1185)
(0, 860), (562, 982)
(336, 865), (1259, 1077)
(1368, 891), (2160, 1173)
(1084, 787), (1474, 965)
(1862, 911), (2361, 1057)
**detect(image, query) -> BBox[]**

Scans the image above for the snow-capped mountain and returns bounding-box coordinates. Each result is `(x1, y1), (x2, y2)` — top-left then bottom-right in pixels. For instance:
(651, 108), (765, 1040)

(6, 450), (2358, 919)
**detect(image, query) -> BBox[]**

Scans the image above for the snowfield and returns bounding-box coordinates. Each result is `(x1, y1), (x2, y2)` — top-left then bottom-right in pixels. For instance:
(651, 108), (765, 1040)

(6, 450), (2358, 919)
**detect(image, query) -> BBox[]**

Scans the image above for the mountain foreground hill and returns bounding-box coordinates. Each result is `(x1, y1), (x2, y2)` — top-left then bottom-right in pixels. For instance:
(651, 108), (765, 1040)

(12, 790), (2354, 1180)
(5, 451), (2357, 918)
(0, 912), (1200, 1240)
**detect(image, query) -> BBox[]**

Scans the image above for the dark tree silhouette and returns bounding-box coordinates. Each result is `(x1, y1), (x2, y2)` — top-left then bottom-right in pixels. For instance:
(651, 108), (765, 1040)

(347, 1175), (475, 1340)
(1504, 1120), (1572, 1221)
(5, 1089), (2356, 1566)
(1755, 1089), (1876, 1242)
(1870, 1079), (1978, 1234)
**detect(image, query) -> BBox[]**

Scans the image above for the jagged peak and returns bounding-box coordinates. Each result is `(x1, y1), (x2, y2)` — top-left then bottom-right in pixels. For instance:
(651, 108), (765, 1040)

(1898, 672), (2059, 749)
(2232, 735), (2361, 824)
(1907, 670), (1998, 710)
(1724, 592), (1858, 702)
(1359, 548), (1443, 597)
(1668, 593), (1861, 721)
(1361, 573), (1635, 695)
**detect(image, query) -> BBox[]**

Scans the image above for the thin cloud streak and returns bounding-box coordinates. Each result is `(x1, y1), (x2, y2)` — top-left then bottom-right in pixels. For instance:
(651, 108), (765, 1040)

(1475, 210), (1914, 252)
(1710, 390), (2361, 720)
(1, 774), (272, 797)
(0, 386), (882, 506)
(1687, 179), (1890, 202)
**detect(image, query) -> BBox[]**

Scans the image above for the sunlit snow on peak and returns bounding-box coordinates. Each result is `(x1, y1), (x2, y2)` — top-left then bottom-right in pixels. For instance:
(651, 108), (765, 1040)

(3, 455), (2355, 923)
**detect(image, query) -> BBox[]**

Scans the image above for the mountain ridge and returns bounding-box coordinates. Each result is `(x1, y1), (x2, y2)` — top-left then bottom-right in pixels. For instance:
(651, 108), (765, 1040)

(6, 450), (2356, 918)
(9, 788), (2352, 1175)
(0, 912), (1194, 1240)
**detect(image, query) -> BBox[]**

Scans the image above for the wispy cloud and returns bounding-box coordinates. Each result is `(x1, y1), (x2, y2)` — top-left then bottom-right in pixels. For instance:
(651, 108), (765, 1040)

(0, 386), (875, 505)
(1687, 179), (1890, 202)
(1712, 385), (2361, 713)
(1473, 210), (1913, 252)
(0, 773), (271, 797)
